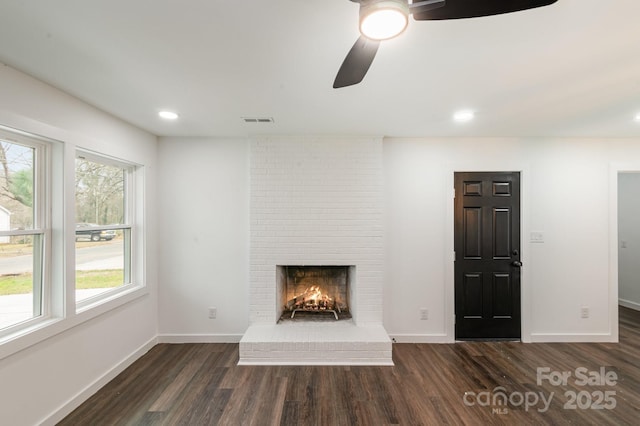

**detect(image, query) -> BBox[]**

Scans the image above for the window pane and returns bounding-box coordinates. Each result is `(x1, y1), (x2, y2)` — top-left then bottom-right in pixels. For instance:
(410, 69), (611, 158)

(0, 138), (40, 330)
(75, 156), (130, 303)
(75, 230), (128, 302)
(75, 158), (124, 226)
(0, 140), (35, 230)
(0, 235), (43, 330)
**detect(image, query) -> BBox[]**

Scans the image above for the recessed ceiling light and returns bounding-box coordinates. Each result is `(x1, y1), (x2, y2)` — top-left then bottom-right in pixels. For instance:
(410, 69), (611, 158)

(634, 112), (640, 122)
(159, 111), (179, 120)
(453, 109), (475, 123)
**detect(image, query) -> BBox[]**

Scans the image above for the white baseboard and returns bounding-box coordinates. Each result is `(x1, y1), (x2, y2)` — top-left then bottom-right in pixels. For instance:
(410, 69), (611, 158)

(529, 333), (616, 343)
(42, 336), (158, 426)
(380, 332), (620, 344)
(157, 333), (243, 343)
(619, 298), (640, 311)
(389, 334), (452, 343)
(238, 359), (395, 366)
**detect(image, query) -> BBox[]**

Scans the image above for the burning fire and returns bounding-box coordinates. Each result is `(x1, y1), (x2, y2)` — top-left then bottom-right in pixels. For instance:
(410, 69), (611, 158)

(289, 285), (335, 311)
(305, 286), (332, 307)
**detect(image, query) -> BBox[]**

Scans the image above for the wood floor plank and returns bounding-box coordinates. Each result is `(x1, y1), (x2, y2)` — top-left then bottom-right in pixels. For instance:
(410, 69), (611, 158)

(186, 388), (232, 426)
(60, 307), (640, 425)
(215, 366), (268, 425)
(160, 356), (229, 424)
(148, 344), (211, 412)
(279, 400), (299, 426)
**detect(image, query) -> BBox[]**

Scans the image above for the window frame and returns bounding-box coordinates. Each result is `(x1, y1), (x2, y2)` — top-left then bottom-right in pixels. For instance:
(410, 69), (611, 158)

(0, 123), (147, 361)
(0, 128), (52, 337)
(74, 149), (140, 310)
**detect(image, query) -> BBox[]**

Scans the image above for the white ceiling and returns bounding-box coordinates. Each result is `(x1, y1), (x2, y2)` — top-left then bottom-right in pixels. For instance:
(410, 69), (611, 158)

(1, 0), (640, 139)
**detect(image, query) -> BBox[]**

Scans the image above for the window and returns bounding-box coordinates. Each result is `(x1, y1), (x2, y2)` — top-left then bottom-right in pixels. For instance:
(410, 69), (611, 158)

(0, 131), (48, 332)
(75, 152), (135, 305)
(0, 124), (145, 355)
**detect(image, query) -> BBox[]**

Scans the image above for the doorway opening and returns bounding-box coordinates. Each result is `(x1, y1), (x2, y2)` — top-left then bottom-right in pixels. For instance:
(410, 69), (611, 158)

(618, 173), (640, 321)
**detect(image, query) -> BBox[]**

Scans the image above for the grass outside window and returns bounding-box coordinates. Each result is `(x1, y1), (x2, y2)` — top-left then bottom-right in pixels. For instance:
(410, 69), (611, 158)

(0, 270), (123, 296)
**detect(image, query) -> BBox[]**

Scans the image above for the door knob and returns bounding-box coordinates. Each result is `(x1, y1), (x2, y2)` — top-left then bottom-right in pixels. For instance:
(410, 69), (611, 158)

(511, 260), (522, 267)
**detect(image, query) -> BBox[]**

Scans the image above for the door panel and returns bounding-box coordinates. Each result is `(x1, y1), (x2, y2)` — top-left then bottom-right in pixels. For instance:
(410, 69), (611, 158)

(493, 208), (511, 259)
(462, 273), (484, 318)
(455, 172), (521, 340)
(464, 181), (482, 196)
(464, 208), (482, 258)
(492, 273), (512, 318)
(493, 181), (511, 196)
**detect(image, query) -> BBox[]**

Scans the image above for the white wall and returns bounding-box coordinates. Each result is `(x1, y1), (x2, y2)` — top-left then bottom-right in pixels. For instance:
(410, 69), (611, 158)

(143, 126), (640, 349)
(157, 137), (249, 341)
(0, 65), (158, 425)
(384, 138), (640, 343)
(155, 136), (636, 345)
(618, 172), (640, 310)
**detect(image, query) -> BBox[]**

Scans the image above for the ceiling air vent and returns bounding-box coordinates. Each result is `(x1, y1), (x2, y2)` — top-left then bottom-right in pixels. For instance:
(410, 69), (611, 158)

(242, 117), (275, 123)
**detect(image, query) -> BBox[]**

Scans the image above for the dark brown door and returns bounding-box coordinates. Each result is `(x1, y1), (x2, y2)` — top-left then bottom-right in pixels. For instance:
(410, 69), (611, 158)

(454, 172), (521, 340)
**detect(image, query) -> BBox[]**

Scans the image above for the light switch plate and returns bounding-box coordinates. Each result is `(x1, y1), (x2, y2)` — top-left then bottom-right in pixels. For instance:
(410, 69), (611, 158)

(530, 231), (544, 243)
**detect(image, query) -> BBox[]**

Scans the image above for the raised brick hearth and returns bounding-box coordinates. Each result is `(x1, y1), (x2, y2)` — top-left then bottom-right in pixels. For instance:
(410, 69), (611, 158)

(239, 323), (392, 365)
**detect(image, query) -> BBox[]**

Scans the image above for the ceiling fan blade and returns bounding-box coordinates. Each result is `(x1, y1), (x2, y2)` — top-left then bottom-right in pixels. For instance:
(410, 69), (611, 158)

(333, 36), (380, 89)
(412, 0), (558, 20)
(409, 0), (446, 15)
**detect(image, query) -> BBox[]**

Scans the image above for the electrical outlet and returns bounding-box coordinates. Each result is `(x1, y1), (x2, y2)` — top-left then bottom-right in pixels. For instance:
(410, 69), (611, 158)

(419, 308), (429, 320)
(208, 307), (217, 319)
(580, 306), (589, 319)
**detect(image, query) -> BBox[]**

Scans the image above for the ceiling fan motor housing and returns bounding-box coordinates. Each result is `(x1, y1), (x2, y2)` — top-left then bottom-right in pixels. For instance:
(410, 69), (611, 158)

(359, 0), (410, 41)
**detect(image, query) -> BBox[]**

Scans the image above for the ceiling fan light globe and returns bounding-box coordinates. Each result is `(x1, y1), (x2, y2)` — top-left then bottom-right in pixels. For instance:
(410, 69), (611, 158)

(360, 1), (409, 41)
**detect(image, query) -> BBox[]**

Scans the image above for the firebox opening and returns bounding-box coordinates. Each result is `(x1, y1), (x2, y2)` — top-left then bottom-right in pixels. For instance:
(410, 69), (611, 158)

(277, 265), (353, 322)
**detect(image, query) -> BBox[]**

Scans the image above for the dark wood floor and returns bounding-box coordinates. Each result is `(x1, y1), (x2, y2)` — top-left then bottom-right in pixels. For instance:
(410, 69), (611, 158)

(59, 307), (640, 425)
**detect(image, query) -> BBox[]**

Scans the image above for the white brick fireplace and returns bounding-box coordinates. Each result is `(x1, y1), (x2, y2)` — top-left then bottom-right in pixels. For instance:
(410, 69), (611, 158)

(239, 137), (392, 365)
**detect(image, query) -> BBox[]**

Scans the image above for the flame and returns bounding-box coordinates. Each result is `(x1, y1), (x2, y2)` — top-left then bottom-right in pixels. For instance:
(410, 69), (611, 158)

(292, 285), (334, 310)
(305, 286), (332, 303)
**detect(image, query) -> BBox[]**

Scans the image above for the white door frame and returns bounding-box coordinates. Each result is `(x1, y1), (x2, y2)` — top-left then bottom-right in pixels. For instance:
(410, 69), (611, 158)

(445, 164), (531, 342)
(607, 163), (640, 343)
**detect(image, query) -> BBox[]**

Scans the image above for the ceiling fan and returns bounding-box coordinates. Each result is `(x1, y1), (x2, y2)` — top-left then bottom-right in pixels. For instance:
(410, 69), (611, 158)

(333, 0), (559, 88)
